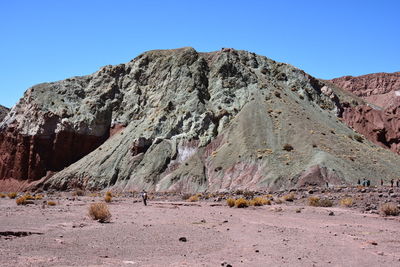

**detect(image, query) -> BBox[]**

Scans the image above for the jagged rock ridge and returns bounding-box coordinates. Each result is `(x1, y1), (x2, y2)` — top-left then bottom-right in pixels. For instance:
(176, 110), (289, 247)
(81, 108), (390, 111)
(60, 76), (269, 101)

(330, 72), (400, 154)
(0, 105), (9, 122)
(1, 47), (400, 192)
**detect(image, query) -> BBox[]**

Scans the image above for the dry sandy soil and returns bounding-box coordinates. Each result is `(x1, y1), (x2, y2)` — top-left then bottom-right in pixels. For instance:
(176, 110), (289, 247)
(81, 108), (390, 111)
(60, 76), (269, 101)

(1, 193), (400, 267)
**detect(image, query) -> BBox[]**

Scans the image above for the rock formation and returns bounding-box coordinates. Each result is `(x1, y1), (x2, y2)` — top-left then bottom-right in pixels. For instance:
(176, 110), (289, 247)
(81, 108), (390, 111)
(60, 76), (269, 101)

(330, 72), (400, 154)
(2, 48), (400, 192)
(0, 105), (9, 122)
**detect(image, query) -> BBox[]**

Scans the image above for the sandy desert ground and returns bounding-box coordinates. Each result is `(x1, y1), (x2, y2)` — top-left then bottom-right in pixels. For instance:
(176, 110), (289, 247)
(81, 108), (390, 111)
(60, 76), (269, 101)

(1, 190), (400, 267)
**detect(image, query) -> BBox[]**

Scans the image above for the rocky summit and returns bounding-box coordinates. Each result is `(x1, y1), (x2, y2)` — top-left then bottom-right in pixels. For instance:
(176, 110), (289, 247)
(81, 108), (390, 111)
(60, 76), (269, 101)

(330, 72), (400, 154)
(1, 47), (400, 192)
(0, 105), (9, 122)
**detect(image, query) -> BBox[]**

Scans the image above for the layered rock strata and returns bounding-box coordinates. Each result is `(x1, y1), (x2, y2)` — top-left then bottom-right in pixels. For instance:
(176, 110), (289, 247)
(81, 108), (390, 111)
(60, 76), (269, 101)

(2, 48), (400, 192)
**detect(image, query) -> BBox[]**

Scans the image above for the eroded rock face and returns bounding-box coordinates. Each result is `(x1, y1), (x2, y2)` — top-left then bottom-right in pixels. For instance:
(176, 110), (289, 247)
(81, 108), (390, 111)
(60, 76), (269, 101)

(3, 48), (400, 192)
(331, 72), (400, 154)
(0, 105), (8, 122)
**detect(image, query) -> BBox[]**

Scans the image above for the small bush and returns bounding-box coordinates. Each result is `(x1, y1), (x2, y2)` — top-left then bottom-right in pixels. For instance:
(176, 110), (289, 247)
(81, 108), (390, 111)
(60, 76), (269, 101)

(188, 195), (199, 202)
(8, 192), (17, 199)
(282, 193), (296, 202)
(47, 201), (56, 206)
(35, 194), (44, 200)
(339, 198), (354, 207)
(89, 203), (111, 223)
(0, 193), (6, 198)
(308, 197), (333, 207)
(226, 198), (236, 207)
(283, 144), (294, 151)
(16, 196), (27, 205)
(235, 198), (249, 208)
(308, 196), (320, 206)
(105, 191), (112, 198)
(380, 203), (399, 216)
(24, 194), (35, 200)
(251, 197), (270, 206)
(104, 195), (112, 203)
(274, 198), (283, 204)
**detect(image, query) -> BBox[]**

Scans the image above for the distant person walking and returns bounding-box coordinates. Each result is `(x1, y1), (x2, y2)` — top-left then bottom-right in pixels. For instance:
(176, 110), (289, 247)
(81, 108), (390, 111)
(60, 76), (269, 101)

(397, 179), (400, 188)
(357, 179), (361, 185)
(141, 190), (148, 206)
(380, 179), (384, 186)
(391, 179), (394, 188)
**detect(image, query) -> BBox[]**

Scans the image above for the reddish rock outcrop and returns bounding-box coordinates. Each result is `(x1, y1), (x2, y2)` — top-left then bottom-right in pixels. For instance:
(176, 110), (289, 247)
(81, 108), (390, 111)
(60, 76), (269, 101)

(0, 128), (108, 182)
(331, 72), (400, 154)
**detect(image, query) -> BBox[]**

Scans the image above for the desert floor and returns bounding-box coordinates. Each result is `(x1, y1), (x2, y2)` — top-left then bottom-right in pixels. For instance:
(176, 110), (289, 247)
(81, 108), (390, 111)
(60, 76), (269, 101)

(1, 194), (400, 267)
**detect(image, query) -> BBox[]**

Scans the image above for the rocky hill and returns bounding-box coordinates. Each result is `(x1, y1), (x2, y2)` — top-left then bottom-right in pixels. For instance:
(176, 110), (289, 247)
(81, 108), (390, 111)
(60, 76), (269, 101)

(1, 48), (400, 192)
(330, 72), (400, 154)
(0, 105), (9, 121)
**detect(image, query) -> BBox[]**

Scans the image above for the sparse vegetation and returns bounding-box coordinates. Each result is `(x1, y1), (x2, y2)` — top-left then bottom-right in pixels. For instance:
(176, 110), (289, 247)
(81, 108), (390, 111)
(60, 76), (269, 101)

(105, 191), (112, 198)
(188, 195), (199, 202)
(35, 194), (44, 200)
(89, 203), (111, 223)
(24, 194), (35, 200)
(0, 193), (6, 198)
(8, 192), (17, 199)
(282, 192), (296, 202)
(104, 195), (112, 203)
(380, 203), (399, 216)
(47, 201), (57, 206)
(235, 198), (249, 208)
(16, 196), (27, 205)
(308, 196), (333, 207)
(243, 190), (255, 199)
(226, 198), (236, 207)
(283, 144), (294, 151)
(339, 198), (354, 207)
(251, 197), (271, 206)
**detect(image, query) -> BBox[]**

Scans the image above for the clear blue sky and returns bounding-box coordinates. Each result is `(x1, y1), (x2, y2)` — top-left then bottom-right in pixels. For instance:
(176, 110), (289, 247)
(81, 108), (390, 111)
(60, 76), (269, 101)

(1, 0), (399, 107)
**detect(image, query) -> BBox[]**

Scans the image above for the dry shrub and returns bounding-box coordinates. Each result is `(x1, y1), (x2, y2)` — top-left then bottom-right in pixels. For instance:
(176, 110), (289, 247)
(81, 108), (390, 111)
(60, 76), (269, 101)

(35, 194), (44, 200)
(8, 192), (17, 199)
(274, 198), (283, 204)
(251, 197), (270, 206)
(283, 144), (294, 151)
(339, 198), (354, 207)
(16, 196), (27, 205)
(89, 203), (111, 223)
(308, 196), (320, 206)
(235, 198), (249, 208)
(24, 194), (35, 200)
(353, 134), (364, 143)
(105, 191), (112, 198)
(226, 198), (236, 207)
(188, 195), (199, 202)
(0, 193), (6, 198)
(104, 195), (112, 203)
(380, 203), (399, 216)
(282, 193), (296, 202)
(308, 196), (333, 207)
(47, 201), (56, 206)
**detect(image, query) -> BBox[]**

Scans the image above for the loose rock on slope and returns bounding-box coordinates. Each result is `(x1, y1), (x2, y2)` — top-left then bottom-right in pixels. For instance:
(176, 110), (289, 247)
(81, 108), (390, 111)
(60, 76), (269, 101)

(1, 47), (400, 192)
(0, 105), (9, 122)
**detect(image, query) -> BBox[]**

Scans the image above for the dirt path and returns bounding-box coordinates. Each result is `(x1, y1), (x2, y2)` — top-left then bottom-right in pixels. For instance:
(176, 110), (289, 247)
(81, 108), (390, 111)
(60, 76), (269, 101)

(1, 197), (400, 266)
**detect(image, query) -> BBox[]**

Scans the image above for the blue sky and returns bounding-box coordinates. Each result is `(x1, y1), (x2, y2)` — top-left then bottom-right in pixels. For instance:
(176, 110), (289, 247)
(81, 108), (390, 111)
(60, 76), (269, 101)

(0, 0), (399, 107)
